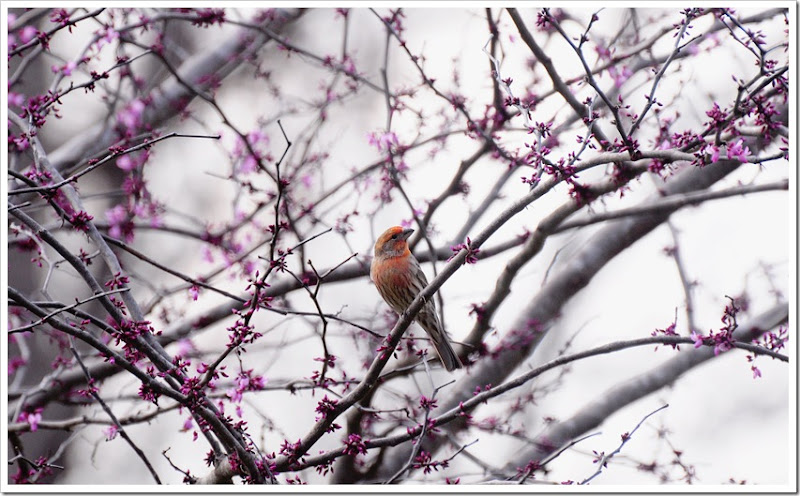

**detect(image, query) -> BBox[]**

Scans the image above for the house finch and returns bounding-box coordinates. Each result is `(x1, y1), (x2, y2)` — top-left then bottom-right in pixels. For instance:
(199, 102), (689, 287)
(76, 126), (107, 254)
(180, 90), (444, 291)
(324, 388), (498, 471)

(370, 226), (463, 371)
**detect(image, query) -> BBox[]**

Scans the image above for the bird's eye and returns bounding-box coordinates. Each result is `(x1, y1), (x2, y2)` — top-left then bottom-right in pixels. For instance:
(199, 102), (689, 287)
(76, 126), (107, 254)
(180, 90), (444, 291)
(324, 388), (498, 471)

(391, 234), (398, 240)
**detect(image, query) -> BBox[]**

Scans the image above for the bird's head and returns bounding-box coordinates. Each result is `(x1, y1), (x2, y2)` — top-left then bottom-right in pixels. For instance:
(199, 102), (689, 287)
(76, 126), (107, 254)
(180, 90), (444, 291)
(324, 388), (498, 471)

(374, 226), (414, 258)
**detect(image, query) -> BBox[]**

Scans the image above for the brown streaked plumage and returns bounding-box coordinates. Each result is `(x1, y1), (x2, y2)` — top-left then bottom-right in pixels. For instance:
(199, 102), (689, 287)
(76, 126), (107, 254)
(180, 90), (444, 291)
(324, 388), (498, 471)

(370, 226), (463, 371)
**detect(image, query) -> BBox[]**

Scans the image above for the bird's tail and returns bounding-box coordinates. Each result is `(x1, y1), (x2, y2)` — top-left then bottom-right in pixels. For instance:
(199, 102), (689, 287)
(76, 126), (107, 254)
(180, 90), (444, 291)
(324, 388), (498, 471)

(419, 313), (463, 371)
(432, 334), (463, 372)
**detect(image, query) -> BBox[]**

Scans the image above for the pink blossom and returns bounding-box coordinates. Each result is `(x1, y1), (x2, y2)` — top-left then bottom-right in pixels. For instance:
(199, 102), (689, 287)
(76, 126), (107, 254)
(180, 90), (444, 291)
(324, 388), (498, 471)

(131, 203), (149, 218)
(7, 13), (17, 26)
(227, 386), (243, 403)
(105, 204), (133, 242)
(104, 425), (118, 441)
(713, 342), (730, 356)
(8, 356), (26, 375)
(325, 88), (336, 103)
(116, 154), (137, 171)
(608, 65), (632, 88)
(188, 286), (199, 301)
(20, 26), (38, 44)
(175, 338), (196, 358)
(103, 28), (119, 43)
(241, 259), (255, 276)
(19, 409), (42, 432)
(595, 44), (612, 60)
(367, 131), (399, 152)
(239, 154), (258, 174)
(709, 145), (720, 163)
(99, 27), (119, 46)
(105, 204), (127, 224)
(726, 139), (750, 162)
(202, 247), (215, 263)
(149, 214), (163, 228)
(8, 92), (24, 107)
(64, 61), (77, 75)
(232, 135), (246, 157)
(118, 99), (145, 131)
(247, 129), (268, 145)
(401, 208), (424, 228)
(341, 55), (356, 75)
(234, 208), (247, 222)
(250, 375), (266, 389)
(690, 331), (703, 348)
(10, 133), (30, 151)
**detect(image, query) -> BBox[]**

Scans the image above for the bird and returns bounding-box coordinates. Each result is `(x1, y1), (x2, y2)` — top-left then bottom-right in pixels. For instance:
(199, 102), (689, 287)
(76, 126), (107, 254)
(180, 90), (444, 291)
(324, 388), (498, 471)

(370, 226), (463, 371)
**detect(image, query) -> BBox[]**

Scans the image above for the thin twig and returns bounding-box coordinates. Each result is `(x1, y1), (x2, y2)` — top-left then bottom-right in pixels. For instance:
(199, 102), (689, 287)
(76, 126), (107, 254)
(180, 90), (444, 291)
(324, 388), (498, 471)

(67, 335), (163, 484)
(9, 288), (130, 334)
(8, 133), (220, 196)
(578, 404), (669, 485)
(554, 179), (788, 232)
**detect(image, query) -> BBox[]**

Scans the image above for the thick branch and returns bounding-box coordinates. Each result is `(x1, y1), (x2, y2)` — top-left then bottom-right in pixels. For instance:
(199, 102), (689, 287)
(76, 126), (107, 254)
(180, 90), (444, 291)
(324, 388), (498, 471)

(503, 303), (788, 472)
(45, 8), (303, 173)
(372, 158), (745, 479)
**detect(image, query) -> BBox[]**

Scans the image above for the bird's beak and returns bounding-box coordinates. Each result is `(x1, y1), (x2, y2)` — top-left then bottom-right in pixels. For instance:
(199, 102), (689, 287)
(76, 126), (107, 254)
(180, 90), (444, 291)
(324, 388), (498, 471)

(401, 228), (414, 240)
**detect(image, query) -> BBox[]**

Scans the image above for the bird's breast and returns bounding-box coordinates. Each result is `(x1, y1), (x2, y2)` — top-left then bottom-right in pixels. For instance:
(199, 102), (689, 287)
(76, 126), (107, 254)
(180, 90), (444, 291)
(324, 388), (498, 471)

(372, 256), (412, 287)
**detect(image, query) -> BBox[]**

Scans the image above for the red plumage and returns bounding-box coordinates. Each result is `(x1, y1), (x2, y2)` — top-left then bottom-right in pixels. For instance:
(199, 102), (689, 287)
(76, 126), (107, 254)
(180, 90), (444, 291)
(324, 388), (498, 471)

(370, 226), (463, 371)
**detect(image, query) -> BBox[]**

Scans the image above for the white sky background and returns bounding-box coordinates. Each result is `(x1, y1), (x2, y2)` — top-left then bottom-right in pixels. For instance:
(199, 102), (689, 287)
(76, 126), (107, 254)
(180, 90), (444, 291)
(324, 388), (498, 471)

(4, 4), (794, 488)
